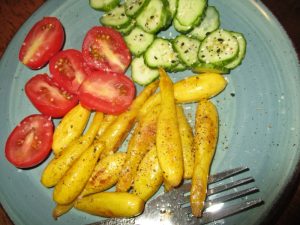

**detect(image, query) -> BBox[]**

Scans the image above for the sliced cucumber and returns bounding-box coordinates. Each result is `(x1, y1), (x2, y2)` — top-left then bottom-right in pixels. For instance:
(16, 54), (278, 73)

(192, 63), (230, 74)
(136, 0), (167, 33)
(173, 35), (200, 67)
(188, 6), (220, 41)
(131, 56), (159, 86)
(124, 0), (150, 17)
(167, 0), (178, 18)
(144, 38), (179, 69)
(225, 32), (247, 69)
(175, 0), (207, 27)
(167, 61), (187, 72)
(173, 18), (192, 33)
(124, 27), (154, 56)
(198, 29), (239, 65)
(100, 4), (131, 29)
(89, 0), (120, 11)
(117, 20), (136, 35)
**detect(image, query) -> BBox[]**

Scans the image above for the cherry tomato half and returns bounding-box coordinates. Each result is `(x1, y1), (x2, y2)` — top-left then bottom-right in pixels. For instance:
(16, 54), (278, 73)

(49, 49), (90, 94)
(78, 70), (136, 115)
(5, 114), (54, 168)
(25, 74), (78, 118)
(19, 17), (65, 69)
(82, 26), (131, 74)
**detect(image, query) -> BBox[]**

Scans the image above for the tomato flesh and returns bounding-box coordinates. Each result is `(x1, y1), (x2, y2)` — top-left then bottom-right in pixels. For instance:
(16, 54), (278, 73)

(82, 26), (131, 73)
(19, 17), (65, 69)
(25, 74), (78, 118)
(5, 114), (54, 168)
(78, 71), (136, 115)
(49, 49), (90, 94)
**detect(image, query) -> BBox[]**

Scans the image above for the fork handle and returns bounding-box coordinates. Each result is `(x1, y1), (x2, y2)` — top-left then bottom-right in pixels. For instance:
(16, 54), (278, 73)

(86, 218), (135, 225)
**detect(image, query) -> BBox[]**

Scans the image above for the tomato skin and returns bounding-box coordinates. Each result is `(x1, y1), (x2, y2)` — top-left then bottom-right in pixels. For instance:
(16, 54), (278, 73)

(49, 49), (89, 94)
(5, 114), (54, 168)
(25, 74), (78, 118)
(78, 70), (136, 115)
(19, 17), (65, 70)
(82, 26), (131, 73)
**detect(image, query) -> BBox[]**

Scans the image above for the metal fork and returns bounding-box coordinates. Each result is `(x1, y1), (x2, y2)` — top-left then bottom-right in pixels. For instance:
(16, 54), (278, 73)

(86, 166), (264, 225)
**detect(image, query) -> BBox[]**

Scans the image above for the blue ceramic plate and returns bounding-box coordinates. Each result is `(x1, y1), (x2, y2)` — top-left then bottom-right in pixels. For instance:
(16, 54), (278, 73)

(0, 0), (299, 224)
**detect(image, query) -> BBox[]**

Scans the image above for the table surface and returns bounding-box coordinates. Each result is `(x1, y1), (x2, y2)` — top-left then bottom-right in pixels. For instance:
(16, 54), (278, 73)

(0, 0), (299, 224)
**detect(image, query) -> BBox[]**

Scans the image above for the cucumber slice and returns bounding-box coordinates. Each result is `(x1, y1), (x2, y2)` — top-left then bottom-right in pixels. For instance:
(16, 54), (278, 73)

(225, 32), (247, 69)
(124, 0), (150, 17)
(167, 0), (178, 18)
(198, 29), (239, 64)
(188, 6), (220, 41)
(124, 27), (154, 56)
(173, 18), (192, 33)
(136, 0), (167, 33)
(144, 38), (179, 69)
(117, 20), (136, 35)
(175, 0), (207, 27)
(192, 63), (230, 74)
(89, 0), (120, 11)
(100, 4), (131, 29)
(131, 56), (159, 86)
(173, 35), (200, 67)
(167, 62), (187, 72)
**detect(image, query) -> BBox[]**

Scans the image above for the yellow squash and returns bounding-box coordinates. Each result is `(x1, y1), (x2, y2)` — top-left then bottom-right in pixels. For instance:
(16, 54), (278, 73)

(52, 203), (74, 219)
(52, 104), (91, 155)
(156, 68), (183, 187)
(139, 73), (226, 118)
(81, 152), (127, 196)
(75, 192), (144, 218)
(99, 80), (159, 158)
(132, 145), (163, 201)
(95, 114), (118, 139)
(191, 100), (219, 217)
(41, 112), (104, 187)
(116, 105), (160, 192)
(176, 105), (194, 179)
(53, 141), (105, 205)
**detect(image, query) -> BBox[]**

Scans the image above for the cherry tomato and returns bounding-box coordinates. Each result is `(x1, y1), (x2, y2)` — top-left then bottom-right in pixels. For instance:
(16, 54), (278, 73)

(5, 114), (54, 168)
(49, 49), (90, 94)
(82, 26), (131, 73)
(25, 74), (78, 118)
(19, 17), (65, 69)
(78, 70), (136, 115)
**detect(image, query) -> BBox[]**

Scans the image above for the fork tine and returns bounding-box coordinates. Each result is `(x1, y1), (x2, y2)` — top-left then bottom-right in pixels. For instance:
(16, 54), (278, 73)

(208, 166), (249, 184)
(207, 177), (254, 195)
(200, 198), (264, 224)
(205, 187), (259, 207)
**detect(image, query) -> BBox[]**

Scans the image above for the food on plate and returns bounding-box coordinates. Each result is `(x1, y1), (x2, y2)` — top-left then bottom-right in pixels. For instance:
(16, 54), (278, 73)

(19, 17), (64, 69)
(191, 99), (219, 217)
(25, 74), (78, 118)
(82, 26), (131, 73)
(78, 70), (136, 115)
(49, 49), (90, 94)
(139, 72), (227, 118)
(156, 68), (183, 188)
(98, 80), (159, 158)
(95, 114), (118, 139)
(82, 152), (127, 196)
(51, 104), (91, 155)
(41, 112), (103, 187)
(53, 141), (105, 205)
(89, 0), (120, 12)
(74, 192), (145, 218)
(52, 203), (74, 220)
(176, 105), (194, 179)
(5, 114), (53, 168)
(116, 105), (160, 192)
(132, 145), (163, 201)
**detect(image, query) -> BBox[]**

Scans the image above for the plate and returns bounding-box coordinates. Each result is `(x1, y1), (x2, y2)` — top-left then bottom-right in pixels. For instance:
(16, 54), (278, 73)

(0, 0), (299, 224)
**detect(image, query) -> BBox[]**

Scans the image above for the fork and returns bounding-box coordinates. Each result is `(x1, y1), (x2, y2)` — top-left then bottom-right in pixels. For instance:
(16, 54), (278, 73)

(86, 166), (264, 225)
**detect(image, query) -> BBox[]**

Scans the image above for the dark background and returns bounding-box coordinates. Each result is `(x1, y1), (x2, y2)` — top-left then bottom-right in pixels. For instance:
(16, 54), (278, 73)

(0, 0), (299, 224)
